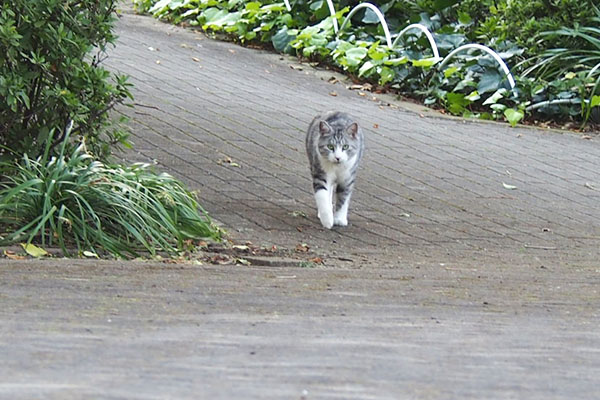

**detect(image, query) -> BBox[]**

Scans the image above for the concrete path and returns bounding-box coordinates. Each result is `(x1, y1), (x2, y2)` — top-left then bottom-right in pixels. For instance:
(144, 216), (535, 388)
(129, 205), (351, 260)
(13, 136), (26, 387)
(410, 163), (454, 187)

(1, 4), (599, 399)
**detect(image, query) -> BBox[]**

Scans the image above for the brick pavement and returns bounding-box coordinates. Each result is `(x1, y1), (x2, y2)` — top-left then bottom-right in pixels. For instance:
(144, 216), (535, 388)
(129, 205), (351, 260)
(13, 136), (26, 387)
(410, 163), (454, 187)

(1, 8), (599, 399)
(107, 7), (600, 265)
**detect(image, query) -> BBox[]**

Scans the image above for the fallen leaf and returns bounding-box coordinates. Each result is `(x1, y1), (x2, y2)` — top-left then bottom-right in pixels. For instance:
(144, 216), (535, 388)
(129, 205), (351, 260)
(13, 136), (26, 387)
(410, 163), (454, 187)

(192, 57), (200, 62)
(232, 245), (250, 251)
(4, 250), (25, 260)
(328, 77), (339, 84)
(582, 135), (592, 140)
(83, 251), (99, 258)
(148, 47), (158, 52)
(309, 257), (324, 264)
(290, 65), (303, 71)
(228, 49), (236, 54)
(329, 91), (338, 97)
(21, 243), (48, 258)
(210, 254), (231, 265)
(180, 43), (191, 48)
(358, 92), (366, 97)
(584, 182), (597, 190)
(235, 258), (251, 266)
(296, 226), (303, 232)
(502, 182), (517, 190)
(291, 210), (307, 218)
(373, 123), (379, 129)
(295, 243), (310, 253)
(217, 156), (241, 168)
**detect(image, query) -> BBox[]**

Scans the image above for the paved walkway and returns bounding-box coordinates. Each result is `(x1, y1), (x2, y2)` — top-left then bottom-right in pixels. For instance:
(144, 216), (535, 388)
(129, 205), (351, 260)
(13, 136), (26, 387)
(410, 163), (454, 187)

(1, 5), (599, 400)
(111, 7), (598, 266)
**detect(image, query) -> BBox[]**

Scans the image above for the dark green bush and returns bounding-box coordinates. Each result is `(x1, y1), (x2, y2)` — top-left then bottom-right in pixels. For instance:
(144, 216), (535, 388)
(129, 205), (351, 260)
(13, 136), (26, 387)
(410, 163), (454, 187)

(0, 0), (131, 161)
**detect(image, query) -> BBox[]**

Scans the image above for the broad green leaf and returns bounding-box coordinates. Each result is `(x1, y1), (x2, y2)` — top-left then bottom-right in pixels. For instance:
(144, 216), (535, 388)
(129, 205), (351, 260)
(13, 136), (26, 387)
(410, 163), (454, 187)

(411, 58), (438, 68)
(465, 90), (480, 102)
(564, 72), (576, 80)
(458, 11), (472, 25)
(362, 8), (380, 24)
(368, 43), (387, 61)
(444, 66), (459, 78)
(384, 57), (408, 66)
(477, 70), (502, 94)
(590, 95), (600, 108)
(378, 66), (395, 85)
(149, 0), (172, 13)
(433, 0), (460, 11)
(245, 2), (260, 11)
(358, 61), (376, 77)
(344, 47), (368, 67)
(310, 0), (324, 10)
(483, 88), (507, 105)
(504, 108), (524, 127)
(272, 27), (295, 53)
(21, 243), (48, 258)
(446, 92), (470, 115)
(203, 9), (241, 28)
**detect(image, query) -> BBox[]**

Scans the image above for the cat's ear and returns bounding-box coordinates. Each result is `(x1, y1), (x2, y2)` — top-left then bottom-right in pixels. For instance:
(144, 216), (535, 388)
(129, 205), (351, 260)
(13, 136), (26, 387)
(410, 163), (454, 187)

(346, 122), (358, 138)
(319, 121), (332, 135)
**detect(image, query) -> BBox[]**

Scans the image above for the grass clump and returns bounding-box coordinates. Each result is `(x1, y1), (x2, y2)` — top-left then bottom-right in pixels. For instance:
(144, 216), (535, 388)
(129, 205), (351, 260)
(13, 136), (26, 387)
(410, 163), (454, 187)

(0, 125), (221, 258)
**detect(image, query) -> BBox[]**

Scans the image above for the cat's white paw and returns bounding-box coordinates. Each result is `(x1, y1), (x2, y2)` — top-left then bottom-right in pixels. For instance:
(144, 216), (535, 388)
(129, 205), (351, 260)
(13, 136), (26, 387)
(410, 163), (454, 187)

(333, 214), (348, 226)
(319, 211), (334, 229)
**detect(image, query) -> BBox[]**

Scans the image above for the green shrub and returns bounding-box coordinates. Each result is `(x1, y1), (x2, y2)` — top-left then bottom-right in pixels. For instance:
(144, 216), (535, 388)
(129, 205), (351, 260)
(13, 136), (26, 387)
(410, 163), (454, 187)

(0, 126), (222, 258)
(0, 0), (131, 162)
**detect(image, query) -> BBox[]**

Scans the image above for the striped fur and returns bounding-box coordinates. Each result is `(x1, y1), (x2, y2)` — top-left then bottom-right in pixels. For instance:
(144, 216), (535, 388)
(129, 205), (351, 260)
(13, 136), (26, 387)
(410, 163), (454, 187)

(305, 111), (364, 229)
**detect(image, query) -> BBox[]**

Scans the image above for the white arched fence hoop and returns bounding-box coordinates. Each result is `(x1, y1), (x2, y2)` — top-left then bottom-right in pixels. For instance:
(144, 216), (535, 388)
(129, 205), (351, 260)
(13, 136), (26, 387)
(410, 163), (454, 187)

(438, 44), (517, 94)
(392, 23), (440, 60)
(337, 3), (393, 48)
(283, 1), (517, 97)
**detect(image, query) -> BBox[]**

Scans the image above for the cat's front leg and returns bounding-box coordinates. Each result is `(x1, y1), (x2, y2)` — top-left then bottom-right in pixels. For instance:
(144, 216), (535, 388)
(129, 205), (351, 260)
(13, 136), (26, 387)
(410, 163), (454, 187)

(334, 183), (353, 226)
(314, 189), (334, 229)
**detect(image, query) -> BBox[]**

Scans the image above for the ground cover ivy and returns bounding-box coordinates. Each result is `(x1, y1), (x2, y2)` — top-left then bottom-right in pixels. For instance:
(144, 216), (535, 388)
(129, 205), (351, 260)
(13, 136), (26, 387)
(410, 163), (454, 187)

(134, 0), (600, 127)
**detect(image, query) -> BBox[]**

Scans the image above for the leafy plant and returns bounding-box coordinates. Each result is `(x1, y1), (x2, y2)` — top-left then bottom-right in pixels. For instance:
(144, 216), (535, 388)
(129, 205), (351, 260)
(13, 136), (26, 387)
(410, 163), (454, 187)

(0, 125), (221, 258)
(135, 0), (600, 127)
(0, 0), (132, 162)
(518, 14), (600, 125)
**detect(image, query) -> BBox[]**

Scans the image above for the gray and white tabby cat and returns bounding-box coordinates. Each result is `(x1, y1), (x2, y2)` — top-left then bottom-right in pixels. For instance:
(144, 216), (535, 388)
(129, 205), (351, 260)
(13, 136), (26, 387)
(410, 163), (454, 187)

(305, 111), (364, 229)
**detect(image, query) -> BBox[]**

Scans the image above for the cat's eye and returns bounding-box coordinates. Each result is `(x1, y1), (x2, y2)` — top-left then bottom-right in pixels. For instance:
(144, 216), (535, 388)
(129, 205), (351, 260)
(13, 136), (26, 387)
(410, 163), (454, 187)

(342, 144), (349, 150)
(327, 144), (335, 150)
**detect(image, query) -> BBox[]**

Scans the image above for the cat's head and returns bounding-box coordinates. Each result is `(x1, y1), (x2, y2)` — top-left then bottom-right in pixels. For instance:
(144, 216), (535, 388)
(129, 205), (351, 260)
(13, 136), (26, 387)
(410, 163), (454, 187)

(317, 120), (360, 164)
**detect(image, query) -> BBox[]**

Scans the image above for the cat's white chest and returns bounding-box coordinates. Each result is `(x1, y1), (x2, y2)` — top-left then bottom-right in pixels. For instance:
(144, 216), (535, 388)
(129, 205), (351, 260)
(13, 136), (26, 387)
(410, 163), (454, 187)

(322, 154), (357, 186)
